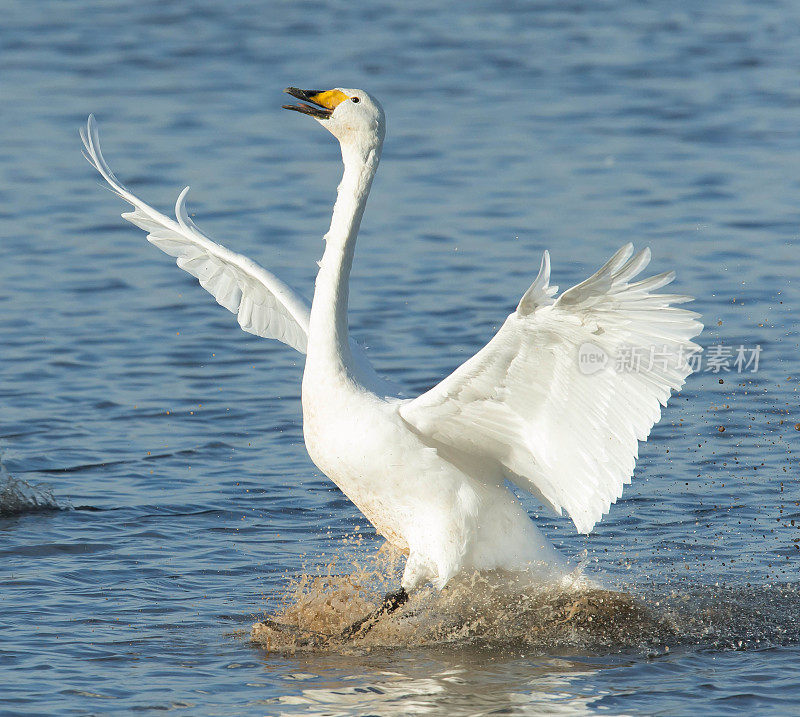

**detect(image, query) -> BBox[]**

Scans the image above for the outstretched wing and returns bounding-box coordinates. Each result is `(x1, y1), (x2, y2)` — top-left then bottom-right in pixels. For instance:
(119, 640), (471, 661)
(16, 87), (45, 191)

(81, 115), (311, 353)
(399, 244), (702, 534)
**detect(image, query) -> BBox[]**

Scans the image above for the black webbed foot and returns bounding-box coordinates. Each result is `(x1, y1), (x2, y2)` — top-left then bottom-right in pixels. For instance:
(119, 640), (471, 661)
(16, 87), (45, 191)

(341, 587), (409, 639)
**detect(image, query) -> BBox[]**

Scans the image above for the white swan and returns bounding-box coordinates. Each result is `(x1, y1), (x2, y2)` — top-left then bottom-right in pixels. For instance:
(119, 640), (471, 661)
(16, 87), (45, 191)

(82, 87), (702, 609)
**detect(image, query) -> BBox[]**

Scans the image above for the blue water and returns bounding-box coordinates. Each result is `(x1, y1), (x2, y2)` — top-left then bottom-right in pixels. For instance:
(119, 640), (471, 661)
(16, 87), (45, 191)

(2, 0), (800, 713)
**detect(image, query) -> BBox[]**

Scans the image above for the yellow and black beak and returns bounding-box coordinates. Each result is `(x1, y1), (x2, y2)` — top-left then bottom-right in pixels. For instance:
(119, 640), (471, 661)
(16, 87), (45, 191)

(282, 87), (348, 119)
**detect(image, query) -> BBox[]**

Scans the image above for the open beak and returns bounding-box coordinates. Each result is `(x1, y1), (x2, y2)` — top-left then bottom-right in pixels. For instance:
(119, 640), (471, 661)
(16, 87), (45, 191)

(283, 87), (348, 119)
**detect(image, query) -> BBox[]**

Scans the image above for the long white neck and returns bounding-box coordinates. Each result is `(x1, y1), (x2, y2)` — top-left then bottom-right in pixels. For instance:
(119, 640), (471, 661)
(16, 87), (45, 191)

(306, 140), (381, 377)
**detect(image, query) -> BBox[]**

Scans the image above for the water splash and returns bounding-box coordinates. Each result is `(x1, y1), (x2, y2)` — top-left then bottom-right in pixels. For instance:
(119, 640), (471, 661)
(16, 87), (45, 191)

(252, 545), (669, 653)
(252, 544), (800, 655)
(0, 459), (60, 516)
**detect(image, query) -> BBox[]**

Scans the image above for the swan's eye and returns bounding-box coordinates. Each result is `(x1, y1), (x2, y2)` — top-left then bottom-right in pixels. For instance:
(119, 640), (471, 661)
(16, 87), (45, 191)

(351, 97), (360, 103)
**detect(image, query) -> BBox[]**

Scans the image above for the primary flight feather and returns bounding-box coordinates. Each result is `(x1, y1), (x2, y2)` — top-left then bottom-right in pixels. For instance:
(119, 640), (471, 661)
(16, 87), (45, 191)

(83, 87), (702, 599)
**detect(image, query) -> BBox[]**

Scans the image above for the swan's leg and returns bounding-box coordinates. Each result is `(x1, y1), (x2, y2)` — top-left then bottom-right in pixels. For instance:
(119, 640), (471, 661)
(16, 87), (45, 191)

(341, 587), (409, 639)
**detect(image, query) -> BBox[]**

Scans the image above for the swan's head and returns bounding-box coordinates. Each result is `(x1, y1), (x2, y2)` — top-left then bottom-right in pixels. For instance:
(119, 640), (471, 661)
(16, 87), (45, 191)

(283, 87), (385, 152)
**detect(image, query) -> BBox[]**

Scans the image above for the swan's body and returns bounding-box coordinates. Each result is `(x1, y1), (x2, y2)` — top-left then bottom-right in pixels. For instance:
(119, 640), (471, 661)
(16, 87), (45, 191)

(82, 87), (702, 593)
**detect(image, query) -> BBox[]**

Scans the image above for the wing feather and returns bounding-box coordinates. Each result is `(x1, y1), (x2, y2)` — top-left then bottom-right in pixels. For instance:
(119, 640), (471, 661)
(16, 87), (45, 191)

(81, 115), (310, 353)
(399, 245), (702, 534)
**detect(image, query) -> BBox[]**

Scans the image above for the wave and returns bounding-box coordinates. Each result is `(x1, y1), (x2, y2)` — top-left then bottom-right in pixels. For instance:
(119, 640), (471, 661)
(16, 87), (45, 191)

(0, 460), (61, 516)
